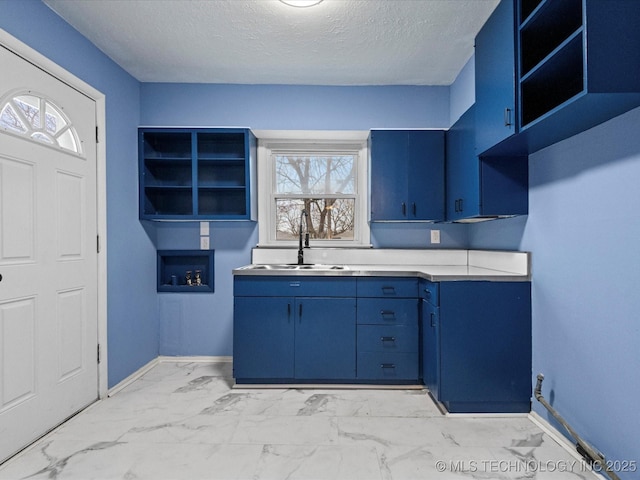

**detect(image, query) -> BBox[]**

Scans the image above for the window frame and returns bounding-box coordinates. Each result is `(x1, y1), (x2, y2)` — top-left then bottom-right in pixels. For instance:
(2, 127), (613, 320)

(257, 132), (370, 248)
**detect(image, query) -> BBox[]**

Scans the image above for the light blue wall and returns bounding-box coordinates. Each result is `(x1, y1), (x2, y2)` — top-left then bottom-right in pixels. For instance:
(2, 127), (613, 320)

(449, 55), (475, 125)
(140, 82), (467, 355)
(141, 83), (450, 130)
(469, 107), (640, 473)
(4, 2), (638, 473)
(0, 0), (158, 387)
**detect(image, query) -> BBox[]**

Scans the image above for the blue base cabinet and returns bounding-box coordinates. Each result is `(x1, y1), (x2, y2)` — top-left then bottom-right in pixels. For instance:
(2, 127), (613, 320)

(420, 281), (440, 400)
(421, 279), (531, 413)
(233, 276), (356, 383)
(233, 296), (295, 379)
(356, 278), (420, 383)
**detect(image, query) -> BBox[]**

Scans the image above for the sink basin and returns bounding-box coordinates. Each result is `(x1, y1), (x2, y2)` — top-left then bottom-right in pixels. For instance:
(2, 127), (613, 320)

(245, 264), (348, 271)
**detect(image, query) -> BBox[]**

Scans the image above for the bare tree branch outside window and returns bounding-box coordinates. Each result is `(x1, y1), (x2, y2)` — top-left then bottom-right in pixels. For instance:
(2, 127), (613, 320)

(275, 154), (356, 241)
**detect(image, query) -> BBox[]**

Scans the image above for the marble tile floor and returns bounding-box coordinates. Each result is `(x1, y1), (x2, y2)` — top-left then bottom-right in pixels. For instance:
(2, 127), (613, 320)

(0, 362), (602, 480)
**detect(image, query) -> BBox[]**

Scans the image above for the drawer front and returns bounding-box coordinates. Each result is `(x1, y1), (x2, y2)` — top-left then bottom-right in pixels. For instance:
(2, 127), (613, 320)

(357, 277), (418, 298)
(234, 276), (356, 297)
(420, 280), (439, 306)
(357, 325), (418, 353)
(357, 298), (418, 325)
(357, 352), (419, 380)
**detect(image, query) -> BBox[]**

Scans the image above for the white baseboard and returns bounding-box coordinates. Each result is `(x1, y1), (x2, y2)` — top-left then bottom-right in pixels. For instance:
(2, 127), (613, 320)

(107, 356), (232, 397)
(528, 411), (606, 479)
(158, 355), (232, 364)
(107, 357), (160, 397)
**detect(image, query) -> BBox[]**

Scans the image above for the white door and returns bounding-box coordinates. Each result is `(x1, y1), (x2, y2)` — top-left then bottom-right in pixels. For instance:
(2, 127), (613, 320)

(0, 44), (98, 463)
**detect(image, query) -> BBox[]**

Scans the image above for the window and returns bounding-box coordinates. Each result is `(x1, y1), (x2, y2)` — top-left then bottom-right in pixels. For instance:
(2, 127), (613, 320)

(258, 134), (370, 247)
(0, 92), (82, 155)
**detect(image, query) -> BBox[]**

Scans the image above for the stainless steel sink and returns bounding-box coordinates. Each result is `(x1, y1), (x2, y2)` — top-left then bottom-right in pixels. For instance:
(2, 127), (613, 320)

(245, 264), (348, 271)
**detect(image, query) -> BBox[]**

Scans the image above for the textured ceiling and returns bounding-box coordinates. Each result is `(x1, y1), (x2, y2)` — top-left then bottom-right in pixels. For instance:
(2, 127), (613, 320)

(43, 0), (499, 86)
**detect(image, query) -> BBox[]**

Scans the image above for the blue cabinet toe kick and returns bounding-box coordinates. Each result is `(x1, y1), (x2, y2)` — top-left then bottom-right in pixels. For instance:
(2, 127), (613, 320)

(443, 401), (531, 414)
(234, 378), (422, 386)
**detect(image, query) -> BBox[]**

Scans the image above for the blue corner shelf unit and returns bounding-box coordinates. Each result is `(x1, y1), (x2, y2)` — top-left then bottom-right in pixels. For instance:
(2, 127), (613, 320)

(139, 128), (256, 221)
(157, 250), (215, 293)
(476, 0), (640, 157)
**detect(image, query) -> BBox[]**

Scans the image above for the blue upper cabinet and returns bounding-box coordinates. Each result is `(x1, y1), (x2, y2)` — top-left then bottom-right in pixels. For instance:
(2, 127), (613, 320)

(474, 0), (518, 156)
(139, 128), (256, 221)
(476, 0), (640, 156)
(369, 130), (445, 222)
(518, 0), (640, 152)
(447, 106), (528, 222)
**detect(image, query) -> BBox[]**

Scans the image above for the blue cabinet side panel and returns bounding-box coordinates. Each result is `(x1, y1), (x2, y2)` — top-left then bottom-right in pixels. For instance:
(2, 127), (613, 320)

(439, 282), (531, 405)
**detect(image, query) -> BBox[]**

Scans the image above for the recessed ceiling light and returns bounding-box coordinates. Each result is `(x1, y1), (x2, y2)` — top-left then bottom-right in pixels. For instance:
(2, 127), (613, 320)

(280, 0), (324, 7)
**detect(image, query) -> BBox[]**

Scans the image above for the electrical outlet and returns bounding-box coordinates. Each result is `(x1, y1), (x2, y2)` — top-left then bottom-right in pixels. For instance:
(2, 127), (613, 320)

(200, 236), (210, 250)
(430, 229), (441, 244)
(200, 222), (210, 236)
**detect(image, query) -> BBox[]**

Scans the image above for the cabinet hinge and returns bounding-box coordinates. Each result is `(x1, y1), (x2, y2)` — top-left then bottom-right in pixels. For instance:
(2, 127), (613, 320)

(97, 344), (101, 364)
(97, 235), (100, 253)
(96, 126), (99, 143)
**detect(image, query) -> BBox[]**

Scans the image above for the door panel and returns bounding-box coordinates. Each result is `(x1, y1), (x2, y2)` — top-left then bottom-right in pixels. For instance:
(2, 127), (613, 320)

(0, 298), (36, 411)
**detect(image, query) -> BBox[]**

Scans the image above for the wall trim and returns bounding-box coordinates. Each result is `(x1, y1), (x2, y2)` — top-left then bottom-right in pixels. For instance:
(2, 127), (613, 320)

(528, 412), (606, 479)
(107, 356), (232, 397)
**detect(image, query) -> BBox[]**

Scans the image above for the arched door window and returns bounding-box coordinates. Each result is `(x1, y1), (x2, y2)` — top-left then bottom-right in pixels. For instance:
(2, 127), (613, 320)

(0, 92), (82, 155)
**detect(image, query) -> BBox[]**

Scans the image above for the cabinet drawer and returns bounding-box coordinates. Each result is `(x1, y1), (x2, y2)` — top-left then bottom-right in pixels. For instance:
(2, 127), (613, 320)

(357, 277), (418, 298)
(357, 325), (418, 353)
(420, 281), (439, 306)
(357, 352), (419, 381)
(234, 276), (356, 297)
(357, 298), (417, 325)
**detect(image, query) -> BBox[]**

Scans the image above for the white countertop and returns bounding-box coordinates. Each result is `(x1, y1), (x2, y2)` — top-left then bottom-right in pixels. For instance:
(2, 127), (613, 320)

(234, 248), (531, 281)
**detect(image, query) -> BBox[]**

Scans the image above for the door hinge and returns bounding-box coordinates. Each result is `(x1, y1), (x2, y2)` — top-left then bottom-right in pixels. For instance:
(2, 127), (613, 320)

(97, 344), (101, 364)
(95, 126), (99, 143)
(97, 235), (100, 253)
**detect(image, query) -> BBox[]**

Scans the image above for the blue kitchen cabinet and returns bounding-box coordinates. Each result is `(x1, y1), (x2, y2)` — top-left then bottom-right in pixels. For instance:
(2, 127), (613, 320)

(369, 130), (445, 222)
(294, 297), (356, 380)
(139, 128), (256, 220)
(428, 281), (531, 413)
(479, 0), (640, 156)
(233, 296), (295, 379)
(420, 280), (440, 400)
(356, 278), (420, 383)
(518, 0), (640, 144)
(475, 0), (518, 156)
(233, 276), (356, 383)
(446, 105), (528, 222)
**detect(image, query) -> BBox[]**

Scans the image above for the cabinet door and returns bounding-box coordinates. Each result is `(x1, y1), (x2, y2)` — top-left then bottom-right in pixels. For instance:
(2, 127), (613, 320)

(475, 0), (517, 155)
(370, 130), (445, 222)
(233, 296), (294, 380)
(421, 299), (440, 400)
(294, 298), (356, 380)
(446, 106), (528, 221)
(369, 130), (408, 221)
(407, 131), (445, 221)
(446, 106), (480, 221)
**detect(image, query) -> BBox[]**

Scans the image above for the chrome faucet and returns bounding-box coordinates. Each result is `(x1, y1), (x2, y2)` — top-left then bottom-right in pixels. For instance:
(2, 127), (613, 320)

(297, 209), (309, 265)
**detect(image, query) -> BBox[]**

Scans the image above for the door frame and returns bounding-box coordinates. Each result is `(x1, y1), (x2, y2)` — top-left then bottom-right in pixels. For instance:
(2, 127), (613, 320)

(0, 29), (108, 398)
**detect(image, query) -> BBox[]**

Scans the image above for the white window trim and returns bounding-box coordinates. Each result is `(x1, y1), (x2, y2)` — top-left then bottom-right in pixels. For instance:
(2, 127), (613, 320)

(256, 130), (370, 248)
